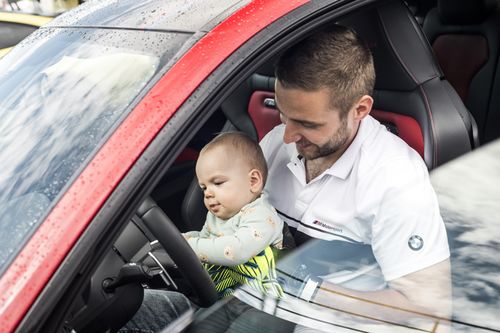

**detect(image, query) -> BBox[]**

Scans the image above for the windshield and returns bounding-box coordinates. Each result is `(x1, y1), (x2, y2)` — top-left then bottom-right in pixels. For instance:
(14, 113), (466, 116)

(430, 141), (500, 332)
(0, 27), (190, 274)
(176, 141), (500, 333)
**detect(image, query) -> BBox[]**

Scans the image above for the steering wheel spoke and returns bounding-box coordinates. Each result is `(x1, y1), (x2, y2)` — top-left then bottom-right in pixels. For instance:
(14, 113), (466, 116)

(137, 197), (218, 307)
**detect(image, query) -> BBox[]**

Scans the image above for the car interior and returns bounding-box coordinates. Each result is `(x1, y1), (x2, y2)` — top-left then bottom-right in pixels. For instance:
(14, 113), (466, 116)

(422, 0), (500, 144)
(56, 0), (498, 332)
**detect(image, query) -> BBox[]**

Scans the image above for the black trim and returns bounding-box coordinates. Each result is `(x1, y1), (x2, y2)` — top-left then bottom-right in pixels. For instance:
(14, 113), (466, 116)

(42, 25), (195, 34)
(276, 209), (301, 224)
(131, 215), (156, 241)
(277, 210), (364, 244)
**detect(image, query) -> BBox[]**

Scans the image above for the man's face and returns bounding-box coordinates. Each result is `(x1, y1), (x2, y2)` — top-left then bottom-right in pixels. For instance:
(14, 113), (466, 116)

(274, 81), (355, 161)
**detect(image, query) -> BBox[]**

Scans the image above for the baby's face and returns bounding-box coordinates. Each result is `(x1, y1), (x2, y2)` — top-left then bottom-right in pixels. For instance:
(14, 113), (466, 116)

(196, 146), (257, 220)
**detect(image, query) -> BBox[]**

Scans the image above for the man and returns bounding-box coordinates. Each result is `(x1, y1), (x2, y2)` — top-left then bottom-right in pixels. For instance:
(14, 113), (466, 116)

(254, 24), (451, 326)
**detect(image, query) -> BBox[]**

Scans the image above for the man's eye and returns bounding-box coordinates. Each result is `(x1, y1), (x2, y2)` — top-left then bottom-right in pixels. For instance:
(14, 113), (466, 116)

(301, 123), (319, 129)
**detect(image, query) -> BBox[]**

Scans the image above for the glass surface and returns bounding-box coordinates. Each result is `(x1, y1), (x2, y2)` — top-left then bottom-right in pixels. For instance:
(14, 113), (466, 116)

(431, 140), (500, 332)
(49, 0), (249, 32)
(174, 140), (500, 333)
(0, 26), (190, 274)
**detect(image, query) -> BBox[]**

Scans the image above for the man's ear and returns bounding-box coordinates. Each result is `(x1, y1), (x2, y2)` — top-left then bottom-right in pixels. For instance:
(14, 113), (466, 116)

(353, 95), (373, 121)
(248, 169), (264, 194)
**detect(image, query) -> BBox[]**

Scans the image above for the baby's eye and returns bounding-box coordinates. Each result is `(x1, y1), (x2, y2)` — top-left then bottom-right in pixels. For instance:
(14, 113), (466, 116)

(200, 185), (206, 191)
(214, 181), (225, 186)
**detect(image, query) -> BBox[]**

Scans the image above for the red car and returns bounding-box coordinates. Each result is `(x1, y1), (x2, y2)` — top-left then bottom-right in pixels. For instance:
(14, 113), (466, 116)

(0, 0), (498, 332)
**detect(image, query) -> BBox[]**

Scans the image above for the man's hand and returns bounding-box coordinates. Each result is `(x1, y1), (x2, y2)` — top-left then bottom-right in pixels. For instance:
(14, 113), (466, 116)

(311, 259), (452, 328)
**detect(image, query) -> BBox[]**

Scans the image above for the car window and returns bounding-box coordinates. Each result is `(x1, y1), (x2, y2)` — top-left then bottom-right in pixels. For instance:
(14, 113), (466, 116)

(431, 140), (500, 332)
(0, 27), (191, 274)
(174, 140), (500, 333)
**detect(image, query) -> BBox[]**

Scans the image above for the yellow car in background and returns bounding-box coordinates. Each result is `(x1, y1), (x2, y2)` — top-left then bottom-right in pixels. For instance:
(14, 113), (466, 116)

(0, 11), (52, 57)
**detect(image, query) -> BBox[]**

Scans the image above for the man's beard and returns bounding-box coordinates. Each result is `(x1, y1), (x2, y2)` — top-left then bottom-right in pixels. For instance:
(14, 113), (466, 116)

(297, 116), (350, 160)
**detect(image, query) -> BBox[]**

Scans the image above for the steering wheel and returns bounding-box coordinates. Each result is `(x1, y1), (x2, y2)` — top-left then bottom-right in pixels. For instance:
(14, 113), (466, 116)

(137, 197), (218, 307)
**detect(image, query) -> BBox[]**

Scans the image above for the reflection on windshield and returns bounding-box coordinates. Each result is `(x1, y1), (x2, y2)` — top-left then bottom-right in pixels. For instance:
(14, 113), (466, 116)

(431, 141), (500, 332)
(227, 240), (451, 332)
(0, 27), (189, 274)
(183, 142), (500, 333)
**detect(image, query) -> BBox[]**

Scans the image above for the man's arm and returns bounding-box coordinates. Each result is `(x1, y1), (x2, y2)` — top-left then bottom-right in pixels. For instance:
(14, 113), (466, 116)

(311, 259), (452, 325)
(313, 154), (451, 326)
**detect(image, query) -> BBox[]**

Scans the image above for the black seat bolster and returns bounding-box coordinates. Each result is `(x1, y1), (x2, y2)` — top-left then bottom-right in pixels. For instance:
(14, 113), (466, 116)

(181, 178), (207, 232)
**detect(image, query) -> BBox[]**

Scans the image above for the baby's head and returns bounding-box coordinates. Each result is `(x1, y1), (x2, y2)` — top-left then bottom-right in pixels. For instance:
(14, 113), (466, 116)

(195, 132), (268, 220)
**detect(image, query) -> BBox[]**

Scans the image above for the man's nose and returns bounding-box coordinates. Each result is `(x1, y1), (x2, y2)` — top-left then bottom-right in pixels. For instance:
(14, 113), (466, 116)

(283, 122), (301, 144)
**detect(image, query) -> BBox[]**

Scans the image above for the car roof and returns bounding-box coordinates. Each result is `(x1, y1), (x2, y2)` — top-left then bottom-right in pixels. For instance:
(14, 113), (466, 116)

(47, 0), (246, 33)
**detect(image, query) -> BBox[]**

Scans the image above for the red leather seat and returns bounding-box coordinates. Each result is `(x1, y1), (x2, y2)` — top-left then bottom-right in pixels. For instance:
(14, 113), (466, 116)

(423, 0), (500, 143)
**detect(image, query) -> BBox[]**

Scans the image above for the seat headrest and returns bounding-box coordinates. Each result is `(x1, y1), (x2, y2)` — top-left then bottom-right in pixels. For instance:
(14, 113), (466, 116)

(438, 0), (498, 25)
(340, 1), (442, 92)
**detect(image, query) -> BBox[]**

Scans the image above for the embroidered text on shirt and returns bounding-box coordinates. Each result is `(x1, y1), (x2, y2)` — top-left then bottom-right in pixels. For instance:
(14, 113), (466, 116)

(312, 220), (343, 233)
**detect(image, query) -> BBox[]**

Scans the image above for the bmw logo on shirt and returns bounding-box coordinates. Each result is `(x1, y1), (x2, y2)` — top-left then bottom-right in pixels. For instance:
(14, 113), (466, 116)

(408, 235), (424, 251)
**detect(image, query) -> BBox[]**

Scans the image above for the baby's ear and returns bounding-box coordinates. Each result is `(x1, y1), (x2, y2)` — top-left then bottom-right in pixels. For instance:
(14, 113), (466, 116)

(248, 169), (264, 193)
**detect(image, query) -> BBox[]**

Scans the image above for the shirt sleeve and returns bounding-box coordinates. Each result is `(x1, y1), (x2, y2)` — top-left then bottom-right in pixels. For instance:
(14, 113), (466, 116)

(186, 206), (282, 266)
(183, 213), (211, 239)
(367, 157), (450, 281)
(183, 231), (200, 238)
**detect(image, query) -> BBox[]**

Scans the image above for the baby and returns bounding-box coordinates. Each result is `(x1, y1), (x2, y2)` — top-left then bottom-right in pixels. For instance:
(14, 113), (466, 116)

(183, 132), (284, 298)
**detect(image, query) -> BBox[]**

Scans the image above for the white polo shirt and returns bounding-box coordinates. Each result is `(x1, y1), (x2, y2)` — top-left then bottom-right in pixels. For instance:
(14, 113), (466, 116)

(260, 115), (449, 291)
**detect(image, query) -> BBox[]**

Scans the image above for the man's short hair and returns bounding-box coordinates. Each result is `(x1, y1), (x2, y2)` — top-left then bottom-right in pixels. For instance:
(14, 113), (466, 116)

(201, 132), (268, 184)
(275, 24), (375, 116)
